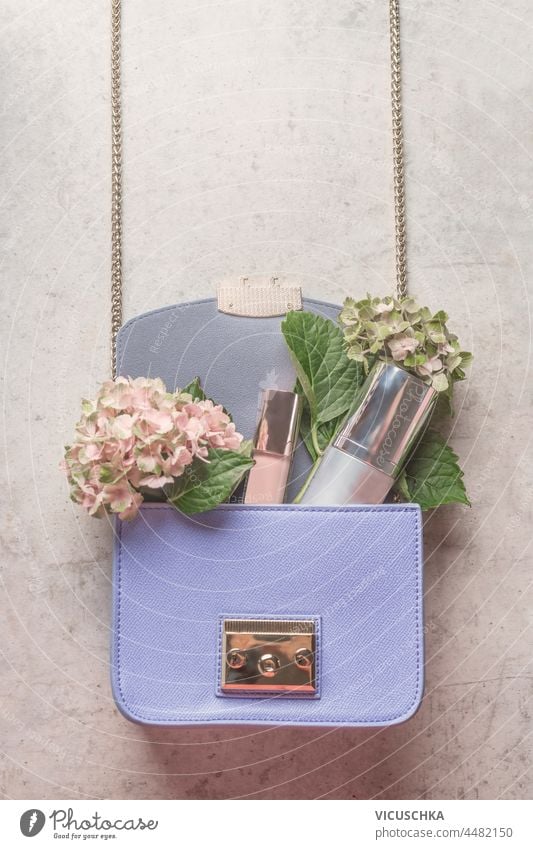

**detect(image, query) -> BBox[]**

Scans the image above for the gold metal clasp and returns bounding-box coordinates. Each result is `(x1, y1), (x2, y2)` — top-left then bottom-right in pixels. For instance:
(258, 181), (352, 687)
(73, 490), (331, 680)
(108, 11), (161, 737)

(220, 618), (318, 697)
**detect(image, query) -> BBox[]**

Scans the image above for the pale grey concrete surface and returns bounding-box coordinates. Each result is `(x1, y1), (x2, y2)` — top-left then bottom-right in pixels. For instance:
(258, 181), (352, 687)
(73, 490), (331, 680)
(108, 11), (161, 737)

(1, 0), (532, 799)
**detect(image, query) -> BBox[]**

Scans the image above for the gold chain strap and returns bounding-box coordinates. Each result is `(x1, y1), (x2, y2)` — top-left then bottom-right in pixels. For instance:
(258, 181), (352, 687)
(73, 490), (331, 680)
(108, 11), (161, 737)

(111, 0), (123, 377)
(389, 0), (408, 300)
(109, 0), (408, 376)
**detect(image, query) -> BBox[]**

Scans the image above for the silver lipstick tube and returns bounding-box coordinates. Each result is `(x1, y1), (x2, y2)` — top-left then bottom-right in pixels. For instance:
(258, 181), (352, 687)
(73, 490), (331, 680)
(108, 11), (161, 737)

(300, 361), (438, 505)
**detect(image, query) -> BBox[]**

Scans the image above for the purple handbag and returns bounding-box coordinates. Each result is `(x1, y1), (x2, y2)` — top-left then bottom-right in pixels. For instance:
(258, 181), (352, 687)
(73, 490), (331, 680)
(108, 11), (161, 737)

(111, 297), (425, 726)
(112, 502), (422, 726)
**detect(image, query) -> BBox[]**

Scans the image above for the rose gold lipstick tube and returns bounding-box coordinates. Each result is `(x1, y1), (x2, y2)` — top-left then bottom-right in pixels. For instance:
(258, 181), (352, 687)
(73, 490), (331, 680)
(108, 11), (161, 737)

(244, 389), (302, 504)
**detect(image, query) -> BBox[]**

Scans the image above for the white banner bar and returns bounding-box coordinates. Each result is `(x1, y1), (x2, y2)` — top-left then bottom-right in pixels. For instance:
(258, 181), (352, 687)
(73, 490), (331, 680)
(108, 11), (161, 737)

(1, 799), (531, 848)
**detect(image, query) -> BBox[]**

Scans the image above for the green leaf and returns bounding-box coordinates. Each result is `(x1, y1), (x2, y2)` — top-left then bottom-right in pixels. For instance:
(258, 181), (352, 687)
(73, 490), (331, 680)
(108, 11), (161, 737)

(165, 447), (254, 515)
(297, 390), (345, 462)
(281, 311), (363, 424)
(458, 351), (473, 368)
(394, 429), (470, 510)
(435, 384), (455, 418)
(236, 439), (254, 459)
(182, 377), (207, 401)
(393, 470), (411, 502)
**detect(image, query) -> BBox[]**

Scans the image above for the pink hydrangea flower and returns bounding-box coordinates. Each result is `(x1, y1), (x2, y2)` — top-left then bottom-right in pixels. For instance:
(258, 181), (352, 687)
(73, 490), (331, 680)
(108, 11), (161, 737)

(62, 377), (244, 520)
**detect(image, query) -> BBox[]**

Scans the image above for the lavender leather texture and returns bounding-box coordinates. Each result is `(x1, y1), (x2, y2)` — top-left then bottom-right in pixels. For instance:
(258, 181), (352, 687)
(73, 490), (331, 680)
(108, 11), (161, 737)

(112, 503), (424, 726)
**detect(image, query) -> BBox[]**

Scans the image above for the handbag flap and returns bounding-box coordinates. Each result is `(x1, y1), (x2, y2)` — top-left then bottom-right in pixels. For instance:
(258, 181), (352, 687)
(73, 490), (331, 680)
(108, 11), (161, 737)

(112, 503), (423, 726)
(116, 296), (339, 502)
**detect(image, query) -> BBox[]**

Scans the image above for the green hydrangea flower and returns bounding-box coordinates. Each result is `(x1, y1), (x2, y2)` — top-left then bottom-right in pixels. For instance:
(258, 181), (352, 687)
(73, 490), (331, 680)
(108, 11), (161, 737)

(339, 294), (472, 396)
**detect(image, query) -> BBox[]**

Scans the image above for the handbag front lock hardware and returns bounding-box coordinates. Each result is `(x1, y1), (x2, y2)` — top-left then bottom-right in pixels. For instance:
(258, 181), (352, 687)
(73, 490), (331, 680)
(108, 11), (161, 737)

(220, 618), (317, 697)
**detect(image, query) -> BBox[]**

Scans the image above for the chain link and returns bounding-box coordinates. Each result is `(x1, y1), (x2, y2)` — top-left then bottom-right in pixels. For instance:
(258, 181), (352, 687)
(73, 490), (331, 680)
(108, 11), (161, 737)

(109, 1), (408, 374)
(111, 0), (123, 377)
(389, 0), (408, 299)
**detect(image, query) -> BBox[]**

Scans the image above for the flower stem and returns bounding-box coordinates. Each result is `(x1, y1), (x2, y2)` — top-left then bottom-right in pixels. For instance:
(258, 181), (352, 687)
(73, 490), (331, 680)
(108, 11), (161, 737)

(293, 455), (322, 504)
(310, 425), (322, 460)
